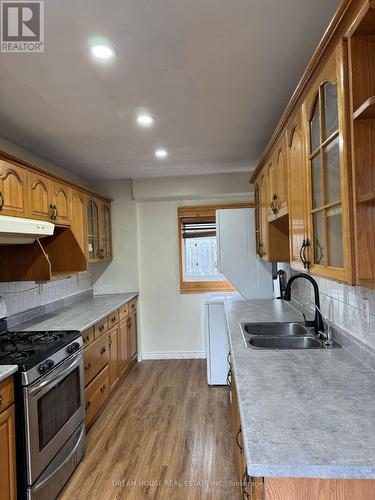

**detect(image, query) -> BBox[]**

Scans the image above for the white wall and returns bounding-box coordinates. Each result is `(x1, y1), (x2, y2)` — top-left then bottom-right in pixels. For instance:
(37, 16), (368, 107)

(89, 180), (139, 294)
(133, 171), (253, 202)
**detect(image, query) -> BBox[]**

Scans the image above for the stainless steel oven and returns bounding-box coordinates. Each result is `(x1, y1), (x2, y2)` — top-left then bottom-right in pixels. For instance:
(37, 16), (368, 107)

(23, 350), (85, 486)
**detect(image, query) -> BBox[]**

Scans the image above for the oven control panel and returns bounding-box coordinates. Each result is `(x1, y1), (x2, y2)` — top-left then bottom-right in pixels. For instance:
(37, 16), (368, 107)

(39, 359), (55, 374)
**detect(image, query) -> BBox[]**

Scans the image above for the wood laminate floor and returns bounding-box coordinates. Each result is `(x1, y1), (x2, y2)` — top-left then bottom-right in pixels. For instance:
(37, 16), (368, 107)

(59, 360), (241, 500)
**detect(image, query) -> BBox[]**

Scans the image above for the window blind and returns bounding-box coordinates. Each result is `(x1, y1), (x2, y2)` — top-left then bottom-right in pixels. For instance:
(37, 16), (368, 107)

(181, 218), (216, 239)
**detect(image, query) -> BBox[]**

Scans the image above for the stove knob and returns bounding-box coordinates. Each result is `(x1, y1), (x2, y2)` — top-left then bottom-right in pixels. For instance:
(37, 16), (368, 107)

(46, 359), (54, 369)
(38, 359), (54, 374)
(67, 342), (80, 354)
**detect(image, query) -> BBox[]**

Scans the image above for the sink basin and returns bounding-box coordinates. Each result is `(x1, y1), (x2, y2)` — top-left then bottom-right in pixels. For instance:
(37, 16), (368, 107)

(248, 336), (323, 349)
(242, 322), (311, 337)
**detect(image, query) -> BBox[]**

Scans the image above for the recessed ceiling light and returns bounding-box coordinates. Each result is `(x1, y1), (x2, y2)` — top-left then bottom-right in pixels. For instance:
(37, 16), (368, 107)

(91, 44), (114, 59)
(155, 148), (168, 159)
(137, 114), (155, 128)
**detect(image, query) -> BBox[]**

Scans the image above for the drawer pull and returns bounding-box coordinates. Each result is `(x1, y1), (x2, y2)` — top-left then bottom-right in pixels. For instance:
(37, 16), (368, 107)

(85, 401), (91, 410)
(100, 384), (106, 393)
(236, 427), (243, 453)
(127, 319), (132, 328)
(0, 394), (3, 405)
(85, 362), (92, 371)
(0, 191), (4, 211)
(100, 347), (106, 355)
(83, 335), (90, 343)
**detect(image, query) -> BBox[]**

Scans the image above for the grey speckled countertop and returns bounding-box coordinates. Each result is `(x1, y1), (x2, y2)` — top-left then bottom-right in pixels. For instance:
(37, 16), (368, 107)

(225, 299), (375, 479)
(0, 365), (18, 382)
(11, 293), (138, 333)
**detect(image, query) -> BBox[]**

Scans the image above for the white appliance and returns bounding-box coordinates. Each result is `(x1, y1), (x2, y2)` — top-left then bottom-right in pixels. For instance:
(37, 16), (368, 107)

(216, 208), (273, 299)
(0, 215), (54, 244)
(206, 208), (273, 385)
(205, 293), (241, 385)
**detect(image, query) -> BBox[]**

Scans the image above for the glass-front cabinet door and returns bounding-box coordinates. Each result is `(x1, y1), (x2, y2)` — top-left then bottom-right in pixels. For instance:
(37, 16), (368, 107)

(100, 202), (112, 259)
(303, 42), (353, 283)
(87, 198), (100, 260)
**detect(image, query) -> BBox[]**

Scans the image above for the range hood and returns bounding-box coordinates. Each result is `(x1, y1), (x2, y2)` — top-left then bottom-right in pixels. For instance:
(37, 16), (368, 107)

(0, 215), (54, 245)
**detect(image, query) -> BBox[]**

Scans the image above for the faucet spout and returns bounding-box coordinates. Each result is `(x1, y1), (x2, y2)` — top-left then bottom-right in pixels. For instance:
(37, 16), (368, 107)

(284, 273), (324, 336)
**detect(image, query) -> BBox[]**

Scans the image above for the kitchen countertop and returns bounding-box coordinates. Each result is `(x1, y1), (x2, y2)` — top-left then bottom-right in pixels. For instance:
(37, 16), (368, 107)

(225, 299), (375, 479)
(11, 292), (138, 333)
(0, 365), (18, 382)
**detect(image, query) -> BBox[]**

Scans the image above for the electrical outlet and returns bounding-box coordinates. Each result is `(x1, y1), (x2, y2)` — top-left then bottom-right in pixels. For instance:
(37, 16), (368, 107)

(362, 297), (370, 324)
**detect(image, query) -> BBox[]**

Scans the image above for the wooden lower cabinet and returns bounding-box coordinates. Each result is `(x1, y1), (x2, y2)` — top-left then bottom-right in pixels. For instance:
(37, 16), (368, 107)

(83, 331), (109, 386)
(83, 298), (138, 427)
(0, 376), (17, 500)
(84, 366), (109, 426)
(230, 368), (375, 500)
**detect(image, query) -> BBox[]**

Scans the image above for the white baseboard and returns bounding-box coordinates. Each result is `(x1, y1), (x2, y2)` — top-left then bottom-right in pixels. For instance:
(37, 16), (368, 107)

(140, 351), (206, 360)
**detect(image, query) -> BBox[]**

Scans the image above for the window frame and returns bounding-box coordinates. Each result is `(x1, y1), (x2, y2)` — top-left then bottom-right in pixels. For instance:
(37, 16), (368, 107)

(178, 203), (253, 293)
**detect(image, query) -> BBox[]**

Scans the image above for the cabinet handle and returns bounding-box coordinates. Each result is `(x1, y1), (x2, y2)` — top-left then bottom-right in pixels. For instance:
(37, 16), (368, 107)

(0, 394), (3, 405)
(83, 335), (90, 344)
(54, 205), (58, 220)
(100, 347), (106, 355)
(302, 239), (311, 269)
(236, 427), (243, 453)
(0, 191), (4, 211)
(300, 239), (306, 267)
(99, 249), (105, 259)
(226, 368), (232, 389)
(258, 242), (264, 258)
(100, 384), (106, 393)
(270, 193), (278, 214)
(85, 362), (92, 371)
(227, 352), (231, 366)
(242, 471), (250, 499)
(127, 319), (132, 328)
(85, 400), (91, 410)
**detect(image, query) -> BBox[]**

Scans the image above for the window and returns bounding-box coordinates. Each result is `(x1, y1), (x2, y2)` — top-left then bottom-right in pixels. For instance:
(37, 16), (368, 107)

(178, 204), (252, 293)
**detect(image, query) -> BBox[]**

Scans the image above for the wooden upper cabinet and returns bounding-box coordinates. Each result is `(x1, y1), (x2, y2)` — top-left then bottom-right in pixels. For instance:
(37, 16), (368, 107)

(287, 109), (309, 271)
(28, 172), (52, 221)
(70, 189), (87, 256)
(274, 137), (288, 217)
(258, 171), (269, 260)
(50, 181), (71, 225)
(303, 42), (353, 283)
(99, 201), (112, 260)
(87, 197), (100, 261)
(0, 161), (28, 217)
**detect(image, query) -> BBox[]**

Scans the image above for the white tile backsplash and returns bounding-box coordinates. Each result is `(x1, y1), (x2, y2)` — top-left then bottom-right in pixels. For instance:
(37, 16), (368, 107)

(279, 264), (375, 351)
(0, 268), (92, 316)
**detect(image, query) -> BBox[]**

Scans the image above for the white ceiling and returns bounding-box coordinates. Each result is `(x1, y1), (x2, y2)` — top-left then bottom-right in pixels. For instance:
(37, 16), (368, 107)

(0, 0), (340, 179)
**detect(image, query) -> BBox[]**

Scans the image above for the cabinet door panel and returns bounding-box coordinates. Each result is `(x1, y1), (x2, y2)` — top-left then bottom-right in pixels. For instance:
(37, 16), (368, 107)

(28, 172), (51, 221)
(70, 189), (87, 255)
(303, 42), (353, 282)
(118, 319), (128, 375)
(287, 109), (308, 270)
(51, 181), (70, 225)
(109, 327), (119, 392)
(128, 311), (137, 361)
(87, 198), (100, 261)
(0, 161), (28, 217)
(0, 404), (17, 500)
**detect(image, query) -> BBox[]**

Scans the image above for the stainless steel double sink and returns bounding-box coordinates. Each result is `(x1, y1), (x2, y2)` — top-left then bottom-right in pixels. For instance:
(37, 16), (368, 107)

(241, 322), (340, 350)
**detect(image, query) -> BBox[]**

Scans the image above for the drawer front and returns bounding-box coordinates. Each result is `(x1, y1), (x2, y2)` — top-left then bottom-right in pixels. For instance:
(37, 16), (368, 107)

(85, 366), (109, 426)
(119, 303), (129, 321)
(0, 376), (14, 413)
(82, 327), (94, 349)
(94, 317), (108, 339)
(107, 309), (119, 328)
(83, 332), (109, 386)
(129, 298), (137, 313)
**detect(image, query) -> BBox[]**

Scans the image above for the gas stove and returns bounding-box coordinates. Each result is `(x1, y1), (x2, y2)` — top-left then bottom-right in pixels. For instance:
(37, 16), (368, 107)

(0, 321), (82, 385)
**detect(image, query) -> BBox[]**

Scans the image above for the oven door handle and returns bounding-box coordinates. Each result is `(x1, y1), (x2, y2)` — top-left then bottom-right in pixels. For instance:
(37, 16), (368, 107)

(32, 424), (85, 493)
(29, 351), (82, 396)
